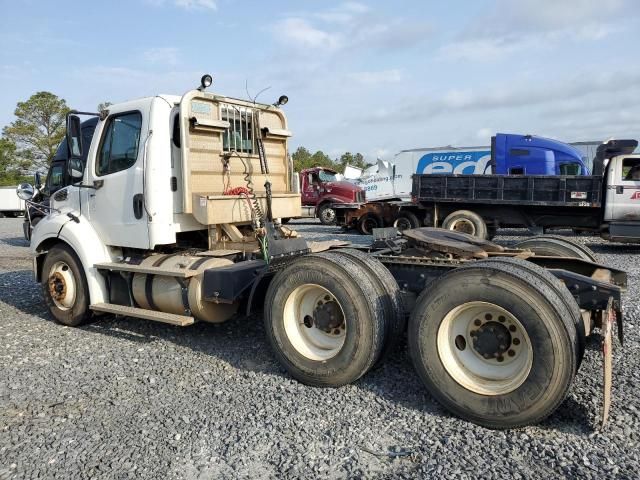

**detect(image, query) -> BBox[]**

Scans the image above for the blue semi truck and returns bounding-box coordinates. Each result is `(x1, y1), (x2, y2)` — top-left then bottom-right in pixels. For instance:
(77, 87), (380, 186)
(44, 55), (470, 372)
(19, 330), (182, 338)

(349, 134), (592, 204)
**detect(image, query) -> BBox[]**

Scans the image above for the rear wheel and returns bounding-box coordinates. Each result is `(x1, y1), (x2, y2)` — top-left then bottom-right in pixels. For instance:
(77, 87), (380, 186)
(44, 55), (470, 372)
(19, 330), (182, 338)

(317, 204), (337, 225)
(264, 254), (385, 386)
(392, 211), (421, 231)
(41, 244), (92, 327)
(357, 212), (384, 235)
(442, 210), (488, 239)
(408, 260), (577, 428)
(328, 249), (406, 362)
(514, 235), (597, 262)
(471, 257), (585, 370)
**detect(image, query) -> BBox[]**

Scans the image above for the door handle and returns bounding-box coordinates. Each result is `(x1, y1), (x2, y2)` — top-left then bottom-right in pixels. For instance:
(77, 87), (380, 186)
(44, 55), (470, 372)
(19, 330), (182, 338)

(616, 186), (624, 194)
(133, 194), (144, 219)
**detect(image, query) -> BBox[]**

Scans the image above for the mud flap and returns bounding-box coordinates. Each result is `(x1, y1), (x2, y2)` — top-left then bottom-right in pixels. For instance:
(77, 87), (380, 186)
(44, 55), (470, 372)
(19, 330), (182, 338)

(600, 298), (617, 429)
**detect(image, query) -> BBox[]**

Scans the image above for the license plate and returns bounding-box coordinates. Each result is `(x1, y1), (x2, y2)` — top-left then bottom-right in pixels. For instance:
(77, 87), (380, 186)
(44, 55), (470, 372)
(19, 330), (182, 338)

(571, 191), (587, 199)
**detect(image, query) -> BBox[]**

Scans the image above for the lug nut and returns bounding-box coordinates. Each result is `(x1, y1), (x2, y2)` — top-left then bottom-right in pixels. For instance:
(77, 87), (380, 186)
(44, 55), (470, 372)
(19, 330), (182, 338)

(513, 338), (520, 345)
(485, 314), (492, 320)
(509, 325), (516, 332)
(474, 319), (481, 326)
(508, 350), (516, 357)
(333, 329), (340, 335)
(498, 316), (505, 323)
(497, 356), (504, 362)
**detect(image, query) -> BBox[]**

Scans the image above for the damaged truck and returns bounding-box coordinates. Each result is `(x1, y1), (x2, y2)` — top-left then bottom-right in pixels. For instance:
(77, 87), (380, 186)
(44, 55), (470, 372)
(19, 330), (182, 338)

(17, 75), (626, 429)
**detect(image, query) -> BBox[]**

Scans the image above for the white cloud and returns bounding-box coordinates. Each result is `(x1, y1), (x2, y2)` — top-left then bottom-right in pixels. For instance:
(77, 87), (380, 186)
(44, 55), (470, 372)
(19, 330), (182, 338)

(345, 69), (402, 85)
(175, 0), (216, 10)
(272, 4), (431, 54)
(146, 0), (217, 10)
(440, 0), (639, 61)
(143, 47), (180, 66)
(275, 18), (342, 51)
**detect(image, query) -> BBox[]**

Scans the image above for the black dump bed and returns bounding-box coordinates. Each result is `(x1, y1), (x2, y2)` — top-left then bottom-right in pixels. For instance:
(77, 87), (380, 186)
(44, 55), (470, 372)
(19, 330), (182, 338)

(413, 174), (603, 207)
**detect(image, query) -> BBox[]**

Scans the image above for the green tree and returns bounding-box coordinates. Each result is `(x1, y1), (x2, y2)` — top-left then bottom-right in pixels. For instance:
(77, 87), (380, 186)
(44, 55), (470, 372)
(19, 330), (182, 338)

(338, 151), (369, 171)
(0, 138), (31, 186)
(2, 91), (70, 171)
(97, 101), (113, 112)
(292, 146), (336, 172)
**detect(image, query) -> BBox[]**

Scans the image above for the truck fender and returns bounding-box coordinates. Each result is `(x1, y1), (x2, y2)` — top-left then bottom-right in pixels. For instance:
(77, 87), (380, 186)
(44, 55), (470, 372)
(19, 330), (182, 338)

(31, 215), (113, 305)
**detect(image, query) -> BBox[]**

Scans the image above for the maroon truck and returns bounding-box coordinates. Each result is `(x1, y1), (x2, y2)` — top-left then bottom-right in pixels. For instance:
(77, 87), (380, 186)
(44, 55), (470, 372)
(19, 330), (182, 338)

(295, 167), (365, 225)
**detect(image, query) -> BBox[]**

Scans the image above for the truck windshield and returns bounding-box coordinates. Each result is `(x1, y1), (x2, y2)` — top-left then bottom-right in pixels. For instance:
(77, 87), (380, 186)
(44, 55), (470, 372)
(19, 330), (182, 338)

(318, 170), (337, 182)
(560, 163), (581, 175)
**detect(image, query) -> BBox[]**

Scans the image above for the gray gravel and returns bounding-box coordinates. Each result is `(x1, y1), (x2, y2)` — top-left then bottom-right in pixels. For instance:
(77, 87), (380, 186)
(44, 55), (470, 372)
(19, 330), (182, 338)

(1, 217), (639, 479)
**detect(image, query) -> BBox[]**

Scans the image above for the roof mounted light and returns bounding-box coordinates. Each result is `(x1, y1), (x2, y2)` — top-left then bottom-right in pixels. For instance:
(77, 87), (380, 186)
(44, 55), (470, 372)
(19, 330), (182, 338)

(274, 95), (288, 107)
(199, 74), (213, 91)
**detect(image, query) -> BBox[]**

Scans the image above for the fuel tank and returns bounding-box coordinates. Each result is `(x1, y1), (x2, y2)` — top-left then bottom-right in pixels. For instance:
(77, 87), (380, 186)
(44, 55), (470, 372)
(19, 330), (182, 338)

(132, 254), (238, 323)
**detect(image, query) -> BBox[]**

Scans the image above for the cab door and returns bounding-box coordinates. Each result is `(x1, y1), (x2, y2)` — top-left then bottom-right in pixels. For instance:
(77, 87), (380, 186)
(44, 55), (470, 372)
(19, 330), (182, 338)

(85, 101), (150, 248)
(605, 156), (640, 221)
(301, 172), (320, 205)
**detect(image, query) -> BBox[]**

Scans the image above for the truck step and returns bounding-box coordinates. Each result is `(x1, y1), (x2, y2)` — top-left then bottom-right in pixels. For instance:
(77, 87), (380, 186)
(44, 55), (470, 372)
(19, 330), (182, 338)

(94, 262), (198, 278)
(90, 303), (195, 326)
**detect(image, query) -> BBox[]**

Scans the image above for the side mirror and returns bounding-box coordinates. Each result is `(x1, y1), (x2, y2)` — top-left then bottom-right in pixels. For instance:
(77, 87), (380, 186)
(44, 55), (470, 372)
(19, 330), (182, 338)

(16, 183), (35, 200)
(67, 157), (84, 180)
(34, 172), (42, 189)
(66, 114), (83, 158)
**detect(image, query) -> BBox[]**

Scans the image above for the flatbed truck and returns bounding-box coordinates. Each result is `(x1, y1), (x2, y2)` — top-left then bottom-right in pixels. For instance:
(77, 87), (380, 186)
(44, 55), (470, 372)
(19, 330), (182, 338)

(338, 140), (640, 242)
(17, 75), (627, 429)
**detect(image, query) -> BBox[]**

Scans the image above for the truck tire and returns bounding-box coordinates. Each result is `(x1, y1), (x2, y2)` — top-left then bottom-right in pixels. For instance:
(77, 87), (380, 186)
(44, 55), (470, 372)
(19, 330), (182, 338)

(317, 204), (337, 225)
(408, 260), (577, 429)
(442, 210), (488, 239)
(264, 254), (386, 387)
(328, 249), (406, 363)
(392, 211), (421, 231)
(470, 257), (585, 370)
(357, 212), (383, 235)
(514, 235), (597, 262)
(41, 244), (92, 327)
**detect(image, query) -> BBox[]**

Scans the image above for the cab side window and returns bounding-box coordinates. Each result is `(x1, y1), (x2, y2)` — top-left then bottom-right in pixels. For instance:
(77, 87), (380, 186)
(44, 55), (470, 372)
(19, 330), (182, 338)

(97, 112), (142, 176)
(623, 158), (640, 181)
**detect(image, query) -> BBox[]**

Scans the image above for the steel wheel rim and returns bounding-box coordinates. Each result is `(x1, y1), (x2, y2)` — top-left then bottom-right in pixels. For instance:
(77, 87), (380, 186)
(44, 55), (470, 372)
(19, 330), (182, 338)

(449, 218), (475, 235)
(321, 207), (336, 223)
(437, 301), (533, 395)
(283, 284), (346, 360)
(393, 217), (412, 231)
(48, 261), (77, 310)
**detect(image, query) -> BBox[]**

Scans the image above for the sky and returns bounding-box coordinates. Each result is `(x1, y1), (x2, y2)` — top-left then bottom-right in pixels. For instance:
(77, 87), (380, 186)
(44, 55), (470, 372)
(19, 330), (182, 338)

(1, 0), (639, 161)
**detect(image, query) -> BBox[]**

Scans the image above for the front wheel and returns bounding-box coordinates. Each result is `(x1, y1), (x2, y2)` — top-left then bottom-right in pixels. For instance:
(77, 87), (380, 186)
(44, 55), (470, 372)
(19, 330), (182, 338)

(41, 244), (92, 326)
(408, 260), (577, 429)
(317, 204), (337, 225)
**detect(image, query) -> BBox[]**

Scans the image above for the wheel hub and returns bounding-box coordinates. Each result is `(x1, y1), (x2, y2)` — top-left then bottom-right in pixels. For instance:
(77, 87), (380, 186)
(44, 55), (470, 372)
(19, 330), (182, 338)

(472, 321), (511, 359)
(48, 272), (67, 301)
(312, 301), (343, 332)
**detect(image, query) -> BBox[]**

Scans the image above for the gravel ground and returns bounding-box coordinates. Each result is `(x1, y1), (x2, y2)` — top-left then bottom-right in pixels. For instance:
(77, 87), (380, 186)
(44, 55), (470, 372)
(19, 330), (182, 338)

(1, 217), (639, 479)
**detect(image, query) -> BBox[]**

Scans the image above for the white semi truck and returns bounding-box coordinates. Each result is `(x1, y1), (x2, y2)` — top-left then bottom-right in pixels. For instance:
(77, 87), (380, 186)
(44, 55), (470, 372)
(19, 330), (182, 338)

(17, 75), (627, 429)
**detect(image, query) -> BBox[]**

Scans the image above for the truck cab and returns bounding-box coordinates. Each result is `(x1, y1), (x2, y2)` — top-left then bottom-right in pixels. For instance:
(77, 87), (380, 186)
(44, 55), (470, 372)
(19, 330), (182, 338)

(600, 140), (640, 241)
(23, 117), (98, 239)
(298, 166), (364, 225)
(491, 133), (589, 175)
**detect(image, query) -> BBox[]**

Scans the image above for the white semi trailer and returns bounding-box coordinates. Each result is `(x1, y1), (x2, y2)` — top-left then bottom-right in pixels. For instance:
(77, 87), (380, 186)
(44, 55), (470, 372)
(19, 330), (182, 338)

(17, 75), (627, 429)
(0, 186), (25, 217)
